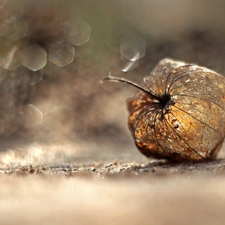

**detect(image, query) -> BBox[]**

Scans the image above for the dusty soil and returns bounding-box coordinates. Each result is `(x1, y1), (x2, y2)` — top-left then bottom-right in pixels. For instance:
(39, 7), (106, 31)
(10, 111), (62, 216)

(0, 138), (224, 225)
(1, 159), (225, 225)
(2, 159), (225, 177)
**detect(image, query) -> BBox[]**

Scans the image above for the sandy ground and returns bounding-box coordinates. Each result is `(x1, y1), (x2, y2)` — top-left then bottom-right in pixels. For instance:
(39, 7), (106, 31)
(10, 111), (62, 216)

(1, 162), (225, 225)
(0, 141), (225, 225)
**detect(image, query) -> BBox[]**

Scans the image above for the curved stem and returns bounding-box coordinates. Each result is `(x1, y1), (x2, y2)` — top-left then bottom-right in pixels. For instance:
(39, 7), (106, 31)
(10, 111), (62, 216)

(101, 75), (161, 102)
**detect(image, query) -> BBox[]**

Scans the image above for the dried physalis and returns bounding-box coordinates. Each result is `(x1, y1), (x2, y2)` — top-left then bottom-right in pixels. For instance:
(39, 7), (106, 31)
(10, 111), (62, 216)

(102, 58), (225, 161)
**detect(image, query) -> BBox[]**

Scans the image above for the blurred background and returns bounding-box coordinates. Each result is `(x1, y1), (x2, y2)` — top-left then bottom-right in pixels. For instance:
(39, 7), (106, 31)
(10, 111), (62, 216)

(0, 0), (225, 167)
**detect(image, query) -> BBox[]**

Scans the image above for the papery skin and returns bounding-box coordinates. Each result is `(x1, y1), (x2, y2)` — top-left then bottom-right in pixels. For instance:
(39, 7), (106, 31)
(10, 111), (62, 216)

(127, 58), (225, 161)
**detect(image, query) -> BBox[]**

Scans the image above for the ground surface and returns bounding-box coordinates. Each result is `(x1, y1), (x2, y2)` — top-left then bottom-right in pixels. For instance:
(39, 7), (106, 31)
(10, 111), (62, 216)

(1, 155), (225, 225)
(2, 159), (225, 176)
